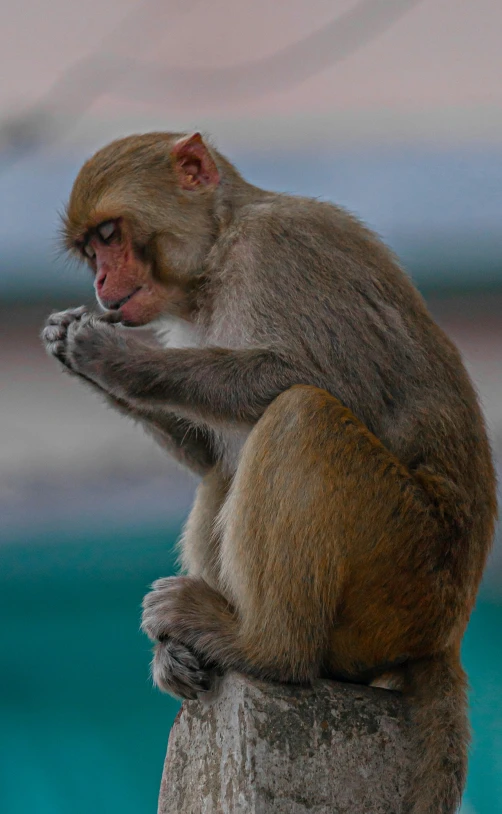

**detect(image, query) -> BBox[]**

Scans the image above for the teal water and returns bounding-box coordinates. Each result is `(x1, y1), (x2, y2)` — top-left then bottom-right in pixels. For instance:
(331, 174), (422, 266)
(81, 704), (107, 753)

(0, 523), (500, 813)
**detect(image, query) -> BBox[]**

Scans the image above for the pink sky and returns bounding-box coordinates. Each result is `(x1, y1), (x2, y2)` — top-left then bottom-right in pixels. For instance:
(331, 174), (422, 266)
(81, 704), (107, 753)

(2, 0), (501, 125)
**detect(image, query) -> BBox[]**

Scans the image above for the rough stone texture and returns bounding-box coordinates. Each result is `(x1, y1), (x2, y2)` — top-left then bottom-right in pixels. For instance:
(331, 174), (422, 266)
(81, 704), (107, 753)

(158, 673), (410, 814)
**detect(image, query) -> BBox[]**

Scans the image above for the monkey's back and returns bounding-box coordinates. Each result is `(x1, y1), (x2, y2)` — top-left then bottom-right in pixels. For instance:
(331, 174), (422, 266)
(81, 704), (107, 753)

(206, 194), (497, 596)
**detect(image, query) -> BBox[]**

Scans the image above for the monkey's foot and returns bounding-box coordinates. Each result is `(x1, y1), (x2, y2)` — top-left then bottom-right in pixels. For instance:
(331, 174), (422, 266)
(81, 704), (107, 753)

(142, 576), (240, 691)
(152, 639), (214, 700)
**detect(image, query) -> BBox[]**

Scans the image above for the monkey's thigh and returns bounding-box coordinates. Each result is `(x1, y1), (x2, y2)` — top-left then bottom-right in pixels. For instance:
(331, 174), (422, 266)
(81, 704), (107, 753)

(180, 465), (231, 591)
(219, 385), (449, 679)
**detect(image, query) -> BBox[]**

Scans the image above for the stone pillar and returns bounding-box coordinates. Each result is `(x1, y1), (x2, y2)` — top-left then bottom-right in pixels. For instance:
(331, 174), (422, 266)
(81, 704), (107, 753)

(158, 673), (410, 814)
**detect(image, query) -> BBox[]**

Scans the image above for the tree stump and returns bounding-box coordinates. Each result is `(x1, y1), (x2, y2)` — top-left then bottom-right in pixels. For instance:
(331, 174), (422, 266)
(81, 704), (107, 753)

(158, 672), (410, 813)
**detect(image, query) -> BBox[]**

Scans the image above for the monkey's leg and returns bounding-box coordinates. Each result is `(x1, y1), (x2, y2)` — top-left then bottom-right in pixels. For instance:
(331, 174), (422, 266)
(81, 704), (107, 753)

(142, 385), (468, 813)
(178, 465), (231, 589)
(140, 384), (355, 679)
(142, 384), (455, 682)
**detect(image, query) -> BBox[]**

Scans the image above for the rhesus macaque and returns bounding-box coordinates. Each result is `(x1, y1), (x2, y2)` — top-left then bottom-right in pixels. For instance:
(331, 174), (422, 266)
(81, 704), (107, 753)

(43, 132), (496, 814)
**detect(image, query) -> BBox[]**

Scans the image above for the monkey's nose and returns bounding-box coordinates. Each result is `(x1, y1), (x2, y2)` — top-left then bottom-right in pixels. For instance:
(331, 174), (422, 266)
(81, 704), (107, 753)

(96, 270), (107, 291)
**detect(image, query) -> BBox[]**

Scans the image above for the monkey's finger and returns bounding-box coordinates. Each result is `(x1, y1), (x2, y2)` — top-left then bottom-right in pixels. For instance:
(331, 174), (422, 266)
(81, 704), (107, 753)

(45, 340), (69, 365)
(46, 306), (87, 327)
(66, 305), (87, 318)
(42, 324), (67, 343)
(46, 312), (68, 326)
(98, 309), (123, 324)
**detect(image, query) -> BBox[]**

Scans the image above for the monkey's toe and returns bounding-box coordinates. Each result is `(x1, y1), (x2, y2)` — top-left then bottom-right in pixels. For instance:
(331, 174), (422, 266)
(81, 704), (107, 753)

(43, 324), (66, 343)
(152, 639), (214, 700)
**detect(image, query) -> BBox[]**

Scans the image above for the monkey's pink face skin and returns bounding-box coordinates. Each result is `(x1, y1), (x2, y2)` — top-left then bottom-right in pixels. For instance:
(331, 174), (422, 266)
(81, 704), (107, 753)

(84, 220), (166, 327)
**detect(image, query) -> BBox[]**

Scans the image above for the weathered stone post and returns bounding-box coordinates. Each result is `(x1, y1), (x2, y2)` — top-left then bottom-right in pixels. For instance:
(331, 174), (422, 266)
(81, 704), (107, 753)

(158, 673), (410, 814)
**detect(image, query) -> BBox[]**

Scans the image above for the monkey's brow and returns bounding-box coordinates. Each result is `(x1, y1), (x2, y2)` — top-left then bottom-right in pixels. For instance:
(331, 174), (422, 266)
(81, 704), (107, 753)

(73, 223), (100, 247)
(73, 233), (89, 248)
(75, 215), (122, 244)
(70, 228), (95, 253)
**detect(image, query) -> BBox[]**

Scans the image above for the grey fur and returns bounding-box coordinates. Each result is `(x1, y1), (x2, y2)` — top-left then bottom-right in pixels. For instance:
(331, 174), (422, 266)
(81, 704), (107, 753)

(42, 135), (496, 813)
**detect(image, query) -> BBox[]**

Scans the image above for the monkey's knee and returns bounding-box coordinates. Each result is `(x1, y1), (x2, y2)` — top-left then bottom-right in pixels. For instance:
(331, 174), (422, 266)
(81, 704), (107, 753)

(247, 384), (354, 460)
(261, 384), (341, 430)
(232, 385), (355, 500)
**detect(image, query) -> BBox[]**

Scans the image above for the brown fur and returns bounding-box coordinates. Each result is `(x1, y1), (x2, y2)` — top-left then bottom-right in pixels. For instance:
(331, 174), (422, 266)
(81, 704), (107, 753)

(43, 132), (497, 814)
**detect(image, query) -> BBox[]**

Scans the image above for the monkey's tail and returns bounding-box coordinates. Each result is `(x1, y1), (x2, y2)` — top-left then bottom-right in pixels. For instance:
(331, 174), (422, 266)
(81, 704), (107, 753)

(402, 649), (469, 814)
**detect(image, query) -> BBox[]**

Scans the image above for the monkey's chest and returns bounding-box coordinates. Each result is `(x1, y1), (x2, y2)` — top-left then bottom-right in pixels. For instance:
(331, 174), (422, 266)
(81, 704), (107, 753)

(204, 317), (253, 473)
(156, 315), (251, 475)
(211, 426), (251, 476)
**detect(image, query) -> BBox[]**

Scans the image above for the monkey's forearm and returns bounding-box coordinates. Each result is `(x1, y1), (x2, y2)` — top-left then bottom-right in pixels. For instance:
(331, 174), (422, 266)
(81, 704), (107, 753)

(101, 345), (305, 424)
(77, 371), (216, 474)
(43, 309), (215, 472)
(140, 413), (217, 474)
(115, 398), (216, 473)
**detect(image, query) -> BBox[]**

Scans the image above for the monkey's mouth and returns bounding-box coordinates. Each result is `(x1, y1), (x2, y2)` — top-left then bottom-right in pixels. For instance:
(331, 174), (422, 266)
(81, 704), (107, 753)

(115, 285), (162, 327)
(108, 286), (143, 311)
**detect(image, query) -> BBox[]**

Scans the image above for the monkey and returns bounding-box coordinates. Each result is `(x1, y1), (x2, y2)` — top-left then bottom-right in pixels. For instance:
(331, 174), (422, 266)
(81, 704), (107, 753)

(42, 131), (497, 814)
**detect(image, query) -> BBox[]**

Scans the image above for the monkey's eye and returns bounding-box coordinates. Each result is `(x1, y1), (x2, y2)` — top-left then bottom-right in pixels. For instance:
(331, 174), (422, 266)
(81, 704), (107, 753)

(97, 220), (116, 242)
(84, 243), (95, 259)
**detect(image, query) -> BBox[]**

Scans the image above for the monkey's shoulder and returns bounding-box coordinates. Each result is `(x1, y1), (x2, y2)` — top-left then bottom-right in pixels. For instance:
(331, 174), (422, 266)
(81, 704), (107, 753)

(231, 194), (375, 242)
(220, 194), (403, 286)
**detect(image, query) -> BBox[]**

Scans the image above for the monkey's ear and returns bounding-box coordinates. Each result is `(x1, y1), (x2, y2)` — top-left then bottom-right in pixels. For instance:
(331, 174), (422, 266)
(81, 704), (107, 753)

(171, 133), (220, 190)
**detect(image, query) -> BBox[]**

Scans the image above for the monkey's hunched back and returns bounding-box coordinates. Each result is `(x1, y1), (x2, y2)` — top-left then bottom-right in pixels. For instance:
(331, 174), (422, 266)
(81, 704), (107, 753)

(46, 132), (497, 814)
(208, 193), (493, 529)
(206, 190), (497, 813)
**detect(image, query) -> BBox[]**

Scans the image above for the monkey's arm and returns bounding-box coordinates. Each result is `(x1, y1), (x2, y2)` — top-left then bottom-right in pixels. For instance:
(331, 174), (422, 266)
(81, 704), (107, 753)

(110, 398), (217, 475)
(42, 308), (216, 474)
(62, 314), (306, 425)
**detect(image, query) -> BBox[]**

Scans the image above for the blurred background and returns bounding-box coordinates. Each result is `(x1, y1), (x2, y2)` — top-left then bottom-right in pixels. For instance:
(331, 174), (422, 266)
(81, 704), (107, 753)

(0, 1), (501, 812)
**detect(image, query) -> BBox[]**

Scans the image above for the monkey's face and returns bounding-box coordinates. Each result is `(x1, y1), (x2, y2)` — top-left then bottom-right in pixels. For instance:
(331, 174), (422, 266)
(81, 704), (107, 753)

(62, 132), (220, 327)
(73, 216), (171, 327)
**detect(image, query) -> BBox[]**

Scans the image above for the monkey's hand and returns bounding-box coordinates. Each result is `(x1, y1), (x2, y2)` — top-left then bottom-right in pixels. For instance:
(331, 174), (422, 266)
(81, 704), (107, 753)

(43, 306), (126, 385)
(142, 578), (217, 700)
(42, 306), (90, 372)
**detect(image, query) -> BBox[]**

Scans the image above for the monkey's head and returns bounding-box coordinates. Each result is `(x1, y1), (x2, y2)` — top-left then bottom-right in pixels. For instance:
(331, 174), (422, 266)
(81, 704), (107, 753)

(63, 132), (224, 326)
